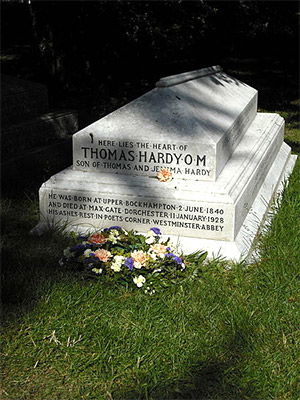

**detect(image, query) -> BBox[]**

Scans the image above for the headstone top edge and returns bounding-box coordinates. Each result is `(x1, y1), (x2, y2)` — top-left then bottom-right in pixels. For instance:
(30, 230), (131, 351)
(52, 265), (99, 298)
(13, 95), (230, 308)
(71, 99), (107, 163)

(155, 65), (222, 88)
(1, 74), (48, 94)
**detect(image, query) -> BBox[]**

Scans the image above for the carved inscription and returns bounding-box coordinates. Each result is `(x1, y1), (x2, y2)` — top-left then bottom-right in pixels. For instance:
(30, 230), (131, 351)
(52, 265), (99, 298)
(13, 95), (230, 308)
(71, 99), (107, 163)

(46, 191), (232, 240)
(73, 139), (215, 180)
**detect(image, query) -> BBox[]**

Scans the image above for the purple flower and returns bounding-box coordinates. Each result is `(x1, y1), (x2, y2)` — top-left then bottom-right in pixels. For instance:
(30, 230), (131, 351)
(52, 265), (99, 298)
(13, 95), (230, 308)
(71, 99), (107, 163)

(165, 253), (183, 265)
(150, 227), (161, 235)
(77, 235), (88, 240)
(172, 256), (183, 265)
(166, 252), (176, 258)
(70, 244), (87, 252)
(84, 258), (94, 264)
(124, 257), (134, 271)
(103, 226), (122, 232)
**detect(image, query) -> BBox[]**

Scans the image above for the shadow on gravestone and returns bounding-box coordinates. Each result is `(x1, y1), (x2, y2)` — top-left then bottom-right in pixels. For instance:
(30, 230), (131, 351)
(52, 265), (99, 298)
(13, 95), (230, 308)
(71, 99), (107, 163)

(33, 66), (297, 261)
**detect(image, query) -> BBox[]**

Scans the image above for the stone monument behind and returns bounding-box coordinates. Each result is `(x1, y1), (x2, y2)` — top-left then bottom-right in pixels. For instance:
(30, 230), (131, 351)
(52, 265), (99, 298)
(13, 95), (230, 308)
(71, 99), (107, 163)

(33, 66), (297, 260)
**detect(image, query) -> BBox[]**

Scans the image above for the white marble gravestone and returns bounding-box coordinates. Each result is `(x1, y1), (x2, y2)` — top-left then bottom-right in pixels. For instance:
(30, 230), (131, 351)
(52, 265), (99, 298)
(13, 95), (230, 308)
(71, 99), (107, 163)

(33, 66), (297, 260)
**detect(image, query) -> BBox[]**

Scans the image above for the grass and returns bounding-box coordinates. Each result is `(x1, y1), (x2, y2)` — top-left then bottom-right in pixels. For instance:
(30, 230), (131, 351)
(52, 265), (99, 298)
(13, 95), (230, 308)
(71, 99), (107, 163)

(1, 157), (300, 399)
(1, 58), (300, 399)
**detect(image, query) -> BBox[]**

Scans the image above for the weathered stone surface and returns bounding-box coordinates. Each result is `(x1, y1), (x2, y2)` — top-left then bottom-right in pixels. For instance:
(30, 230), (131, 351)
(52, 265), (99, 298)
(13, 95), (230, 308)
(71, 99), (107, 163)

(72, 67), (257, 181)
(33, 66), (297, 260)
(38, 113), (287, 247)
(155, 65), (222, 87)
(2, 138), (73, 189)
(2, 110), (78, 162)
(1, 76), (79, 192)
(167, 147), (297, 260)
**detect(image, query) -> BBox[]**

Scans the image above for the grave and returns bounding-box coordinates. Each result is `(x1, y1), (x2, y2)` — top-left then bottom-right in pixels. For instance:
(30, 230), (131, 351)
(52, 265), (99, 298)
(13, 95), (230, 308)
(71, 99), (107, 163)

(1, 75), (78, 185)
(33, 66), (297, 260)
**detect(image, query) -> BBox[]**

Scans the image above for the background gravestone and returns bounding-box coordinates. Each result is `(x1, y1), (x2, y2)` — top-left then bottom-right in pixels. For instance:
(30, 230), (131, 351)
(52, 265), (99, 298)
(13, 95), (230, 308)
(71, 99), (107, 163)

(1, 75), (78, 185)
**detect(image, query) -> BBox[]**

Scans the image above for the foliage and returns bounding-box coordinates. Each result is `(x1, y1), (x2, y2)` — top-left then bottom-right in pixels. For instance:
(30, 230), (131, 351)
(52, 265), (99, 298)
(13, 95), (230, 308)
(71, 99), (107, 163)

(2, 1), (298, 92)
(60, 226), (205, 294)
(1, 158), (299, 399)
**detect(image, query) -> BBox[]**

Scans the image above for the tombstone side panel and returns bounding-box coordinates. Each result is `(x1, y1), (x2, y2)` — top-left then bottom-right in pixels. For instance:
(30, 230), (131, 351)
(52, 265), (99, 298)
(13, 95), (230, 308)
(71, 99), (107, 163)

(234, 117), (285, 237)
(216, 91), (258, 177)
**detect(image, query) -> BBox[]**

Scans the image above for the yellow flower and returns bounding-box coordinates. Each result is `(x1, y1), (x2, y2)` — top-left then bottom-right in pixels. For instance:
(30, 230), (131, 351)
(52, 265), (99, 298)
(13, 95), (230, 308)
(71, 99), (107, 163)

(83, 249), (93, 257)
(131, 250), (149, 269)
(111, 255), (125, 272)
(157, 168), (173, 182)
(92, 268), (103, 274)
(149, 243), (168, 258)
(133, 275), (146, 287)
(94, 249), (112, 262)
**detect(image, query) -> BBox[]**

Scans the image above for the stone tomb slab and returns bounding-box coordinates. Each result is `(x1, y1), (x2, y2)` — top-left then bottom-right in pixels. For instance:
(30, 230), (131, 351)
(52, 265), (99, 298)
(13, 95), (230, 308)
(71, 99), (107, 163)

(72, 67), (257, 181)
(167, 145), (297, 260)
(37, 113), (288, 254)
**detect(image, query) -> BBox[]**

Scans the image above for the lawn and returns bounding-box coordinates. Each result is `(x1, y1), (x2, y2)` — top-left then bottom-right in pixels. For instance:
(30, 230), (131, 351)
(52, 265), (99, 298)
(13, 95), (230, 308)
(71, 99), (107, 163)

(1, 58), (300, 399)
(1, 158), (300, 400)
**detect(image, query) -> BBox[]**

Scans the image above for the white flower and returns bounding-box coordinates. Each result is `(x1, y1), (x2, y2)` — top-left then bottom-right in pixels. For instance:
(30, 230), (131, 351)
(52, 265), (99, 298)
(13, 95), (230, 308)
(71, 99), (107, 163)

(58, 258), (64, 266)
(146, 230), (156, 237)
(111, 255), (125, 272)
(111, 264), (121, 272)
(145, 230), (156, 244)
(63, 247), (73, 258)
(133, 261), (142, 269)
(108, 229), (120, 243)
(133, 275), (146, 288)
(144, 286), (155, 295)
(181, 263), (186, 270)
(114, 255), (125, 263)
(148, 252), (157, 260)
(83, 249), (93, 257)
(153, 268), (162, 273)
(145, 236), (155, 244)
(92, 268), (103, 274)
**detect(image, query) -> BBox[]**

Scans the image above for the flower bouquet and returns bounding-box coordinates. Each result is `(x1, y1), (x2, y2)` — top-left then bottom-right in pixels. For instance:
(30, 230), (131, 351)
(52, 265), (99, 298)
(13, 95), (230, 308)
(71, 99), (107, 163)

(60, 226), (198, 293)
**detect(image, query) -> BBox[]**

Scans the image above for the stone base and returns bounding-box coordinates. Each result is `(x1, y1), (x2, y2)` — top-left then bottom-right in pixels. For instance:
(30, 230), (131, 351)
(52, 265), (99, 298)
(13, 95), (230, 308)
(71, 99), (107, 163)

(33, 146), (296, 261)
(165, 151), (297, 261)
(33, 113), (297, 260)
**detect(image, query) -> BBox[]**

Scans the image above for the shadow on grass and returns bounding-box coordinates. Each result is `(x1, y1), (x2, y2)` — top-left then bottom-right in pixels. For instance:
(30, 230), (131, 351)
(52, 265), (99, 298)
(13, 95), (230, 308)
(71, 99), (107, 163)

(285, 139), (300, 154)
(1, 194), (74, 321)
(113, 325), (260, 400)
(157, 360), (256, 400)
